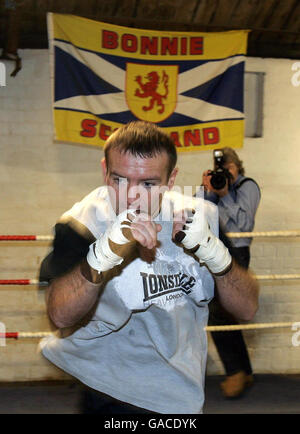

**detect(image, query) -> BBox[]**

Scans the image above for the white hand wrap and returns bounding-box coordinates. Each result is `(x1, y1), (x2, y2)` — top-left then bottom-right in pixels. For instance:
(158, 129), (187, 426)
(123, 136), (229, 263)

(87, 209), (136, 273)
(179, 206), (232, 275)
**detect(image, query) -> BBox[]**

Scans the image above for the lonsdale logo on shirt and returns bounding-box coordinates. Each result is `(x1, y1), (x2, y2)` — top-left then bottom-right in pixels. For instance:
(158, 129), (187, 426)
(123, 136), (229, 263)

(140, 272), (196, 302)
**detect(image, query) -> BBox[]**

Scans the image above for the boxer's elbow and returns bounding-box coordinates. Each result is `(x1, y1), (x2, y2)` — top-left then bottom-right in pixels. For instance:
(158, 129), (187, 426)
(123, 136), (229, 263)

(241, 299), (258, 322)
(46, 299), (71, 329)
(237, 281), (259, 322)
(45, 282), (75, 329)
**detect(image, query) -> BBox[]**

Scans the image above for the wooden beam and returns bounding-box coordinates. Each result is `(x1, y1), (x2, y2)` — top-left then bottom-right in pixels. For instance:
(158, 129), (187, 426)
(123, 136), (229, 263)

(208, 0), (241, 27)
(280, 0), (300, 44)
(192, 0), (218, 28)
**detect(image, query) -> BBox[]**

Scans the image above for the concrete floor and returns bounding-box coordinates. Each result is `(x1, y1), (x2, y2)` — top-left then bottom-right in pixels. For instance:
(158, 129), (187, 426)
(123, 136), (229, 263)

(203, 374), (300, 414)
(0, 375), (299, 414)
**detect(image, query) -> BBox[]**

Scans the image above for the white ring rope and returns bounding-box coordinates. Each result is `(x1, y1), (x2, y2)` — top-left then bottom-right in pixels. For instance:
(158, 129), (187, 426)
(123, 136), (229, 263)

(205, 322), (296, 332)
(1, 322), (297, 339)
(18, 332), (54, 338)
(256, 274), (300, 281)
(0, 229), (298, 336)
(227, 230), (300, 238)
(2, 274), (300, 285)
(0, 230), (300, 241)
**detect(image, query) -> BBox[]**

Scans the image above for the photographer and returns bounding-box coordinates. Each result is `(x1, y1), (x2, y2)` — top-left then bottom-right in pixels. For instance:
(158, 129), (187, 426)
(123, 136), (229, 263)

(200, 147), (260, 398)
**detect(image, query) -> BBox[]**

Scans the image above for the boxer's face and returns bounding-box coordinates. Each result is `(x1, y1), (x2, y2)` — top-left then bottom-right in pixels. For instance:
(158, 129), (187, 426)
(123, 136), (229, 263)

(104, 148), (178, 217)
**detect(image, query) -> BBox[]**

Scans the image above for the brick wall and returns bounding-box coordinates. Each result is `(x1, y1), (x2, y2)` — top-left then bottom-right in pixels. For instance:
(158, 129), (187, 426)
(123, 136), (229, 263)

(0, 51), (299, 380)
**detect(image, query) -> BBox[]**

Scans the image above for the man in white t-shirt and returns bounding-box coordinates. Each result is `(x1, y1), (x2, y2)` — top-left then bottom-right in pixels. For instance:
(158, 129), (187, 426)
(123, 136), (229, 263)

(39, 121), (258, 414)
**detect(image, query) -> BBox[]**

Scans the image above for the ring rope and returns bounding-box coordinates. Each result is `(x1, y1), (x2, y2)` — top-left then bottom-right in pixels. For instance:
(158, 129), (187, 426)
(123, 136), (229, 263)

(205, 322), (296, 331)
(0, 332), (53, 339)
(0, 280), (48, 285)
(1, 274), (300, 285)
(255, 274), (300, 280)
(227, 230), (300, 238)
(0, 230), (300, 241)
(0, 235), (54, 241)
(0, 322), (297, 339)
(0, 231), (298, 342)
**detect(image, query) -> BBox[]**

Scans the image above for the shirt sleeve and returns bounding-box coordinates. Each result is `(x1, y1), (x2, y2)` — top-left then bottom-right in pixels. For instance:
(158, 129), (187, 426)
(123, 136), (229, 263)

(39, 222), (95, 283)
(218, 180), (260, 233)
(204, 190), (219, 205)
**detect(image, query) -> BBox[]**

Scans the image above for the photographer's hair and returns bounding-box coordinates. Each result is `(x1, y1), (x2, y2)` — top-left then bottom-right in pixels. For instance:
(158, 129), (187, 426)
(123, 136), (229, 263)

(216, 147), (245, 176)
(104, 121), (177, 178)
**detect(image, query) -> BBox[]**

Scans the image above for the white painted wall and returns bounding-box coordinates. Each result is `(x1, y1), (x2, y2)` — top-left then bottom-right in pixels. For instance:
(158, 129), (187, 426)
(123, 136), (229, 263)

(0, 50), (299, 381)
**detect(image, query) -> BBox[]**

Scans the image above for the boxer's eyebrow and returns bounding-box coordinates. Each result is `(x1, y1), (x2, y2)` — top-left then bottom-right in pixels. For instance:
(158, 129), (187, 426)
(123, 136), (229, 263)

(110, 171), (162, 182)
(139, 177), (162, 182)
(110, 171), (126, 179)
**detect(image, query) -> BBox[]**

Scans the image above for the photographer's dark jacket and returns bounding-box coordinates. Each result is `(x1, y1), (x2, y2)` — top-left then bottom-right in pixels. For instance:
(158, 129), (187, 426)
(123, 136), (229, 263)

(201, 174), (261, 248)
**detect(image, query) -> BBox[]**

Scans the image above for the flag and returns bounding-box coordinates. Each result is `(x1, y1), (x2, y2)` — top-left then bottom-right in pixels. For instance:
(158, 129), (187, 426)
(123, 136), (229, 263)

(47, 13), (249, 152)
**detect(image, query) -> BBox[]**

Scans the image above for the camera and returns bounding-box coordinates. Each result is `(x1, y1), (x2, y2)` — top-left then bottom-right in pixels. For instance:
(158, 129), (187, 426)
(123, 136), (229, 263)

(208, 149), (232, 190)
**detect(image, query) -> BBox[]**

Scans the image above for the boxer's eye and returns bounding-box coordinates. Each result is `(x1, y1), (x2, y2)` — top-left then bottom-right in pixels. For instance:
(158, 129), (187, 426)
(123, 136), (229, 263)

(112, 176), (127, 185)
(142, 181), (156, 189)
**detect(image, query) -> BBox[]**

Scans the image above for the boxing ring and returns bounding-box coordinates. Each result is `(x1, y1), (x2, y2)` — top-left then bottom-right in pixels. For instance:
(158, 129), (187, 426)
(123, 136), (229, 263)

(0, 229), (299, 338)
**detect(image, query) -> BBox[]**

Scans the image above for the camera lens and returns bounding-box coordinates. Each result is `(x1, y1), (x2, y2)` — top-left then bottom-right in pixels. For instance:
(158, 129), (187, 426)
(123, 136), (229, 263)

(210, 172), (227, 190)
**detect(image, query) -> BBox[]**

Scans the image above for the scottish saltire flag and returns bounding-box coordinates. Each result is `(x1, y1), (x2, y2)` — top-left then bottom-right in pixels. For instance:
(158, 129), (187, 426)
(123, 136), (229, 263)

(47, 13), (249, 152)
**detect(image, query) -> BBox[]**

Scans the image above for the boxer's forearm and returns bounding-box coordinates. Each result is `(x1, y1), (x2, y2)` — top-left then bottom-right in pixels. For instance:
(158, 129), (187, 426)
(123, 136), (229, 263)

(45, 212), (160, 329)
(46, 260), (102, 328)
(214, 261), (259, 322)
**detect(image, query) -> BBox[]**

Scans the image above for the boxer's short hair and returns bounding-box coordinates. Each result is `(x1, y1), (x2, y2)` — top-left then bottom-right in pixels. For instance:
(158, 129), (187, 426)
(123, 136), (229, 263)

(104, 121), (177, 178)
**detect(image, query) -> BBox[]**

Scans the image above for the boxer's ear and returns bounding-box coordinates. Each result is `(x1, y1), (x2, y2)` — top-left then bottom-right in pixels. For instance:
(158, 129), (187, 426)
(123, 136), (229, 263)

(167, 167), (178, 190)
(101, 157), (107, 179)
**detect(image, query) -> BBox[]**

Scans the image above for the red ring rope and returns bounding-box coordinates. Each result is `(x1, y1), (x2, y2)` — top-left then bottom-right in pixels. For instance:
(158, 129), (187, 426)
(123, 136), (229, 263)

(0, 236), (37, 240)
(0, 280), (48, 285)
(0, 333), (18, 339)
(0, 230), (300, 241)
(0, 279), (32, 285)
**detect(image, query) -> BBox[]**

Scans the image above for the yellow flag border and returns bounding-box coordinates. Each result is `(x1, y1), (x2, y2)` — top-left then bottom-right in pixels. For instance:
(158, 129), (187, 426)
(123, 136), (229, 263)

(48, 13), (248, 152)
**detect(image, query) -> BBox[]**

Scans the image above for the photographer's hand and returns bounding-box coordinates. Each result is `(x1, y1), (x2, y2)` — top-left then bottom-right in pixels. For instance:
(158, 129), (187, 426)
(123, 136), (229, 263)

(213, 180), (229, 198)
(202, 171), (229, 197)
(202, 170), (213, 192)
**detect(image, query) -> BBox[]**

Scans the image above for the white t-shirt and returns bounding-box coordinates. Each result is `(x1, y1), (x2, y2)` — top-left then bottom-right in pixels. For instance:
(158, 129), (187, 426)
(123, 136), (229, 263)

(40, 186), (218, 414)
